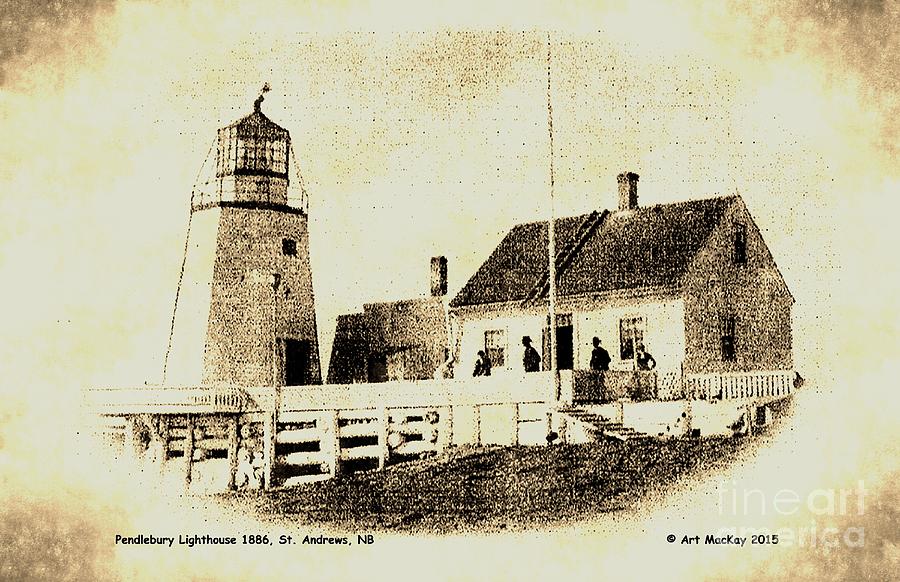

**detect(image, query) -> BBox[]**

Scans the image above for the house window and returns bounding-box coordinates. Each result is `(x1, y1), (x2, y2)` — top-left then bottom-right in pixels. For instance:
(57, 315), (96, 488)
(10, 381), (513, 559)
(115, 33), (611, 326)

(484, 329), (506, 368)
(282, 238), (297, 256)
(619, 317), (644, 360)
(733, 223), (747, 264)
(721, 316), (736, 361)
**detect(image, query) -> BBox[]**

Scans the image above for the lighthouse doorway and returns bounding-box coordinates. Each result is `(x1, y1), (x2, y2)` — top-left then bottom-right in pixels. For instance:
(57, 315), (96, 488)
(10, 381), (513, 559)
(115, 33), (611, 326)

(284, 339), (312, 386)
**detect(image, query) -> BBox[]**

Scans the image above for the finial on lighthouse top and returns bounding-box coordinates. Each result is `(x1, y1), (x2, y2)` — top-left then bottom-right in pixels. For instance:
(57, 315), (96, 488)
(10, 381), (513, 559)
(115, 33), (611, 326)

(254, 82), (271, 113)
(208, 81), (292, 208)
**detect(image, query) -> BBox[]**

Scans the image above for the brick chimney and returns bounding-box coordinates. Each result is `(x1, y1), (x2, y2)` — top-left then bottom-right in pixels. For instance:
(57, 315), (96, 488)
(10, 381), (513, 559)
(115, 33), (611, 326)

(430, 256), (448, 297)
(617, 172), (639, 211)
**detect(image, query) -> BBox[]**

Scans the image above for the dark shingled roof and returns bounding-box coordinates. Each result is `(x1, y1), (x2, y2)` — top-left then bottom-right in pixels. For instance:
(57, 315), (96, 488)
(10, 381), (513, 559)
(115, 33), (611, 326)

(223, 110), (289, 140)
(450, 195), (738, 307)
(326, 313), (369, 384)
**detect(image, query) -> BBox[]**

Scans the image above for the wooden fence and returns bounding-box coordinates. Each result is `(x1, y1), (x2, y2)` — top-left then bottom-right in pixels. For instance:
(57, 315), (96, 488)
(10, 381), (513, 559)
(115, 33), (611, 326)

(87, 373), (557, 491)
(86, 369), (795, 491)
(682, 370), (794, 401)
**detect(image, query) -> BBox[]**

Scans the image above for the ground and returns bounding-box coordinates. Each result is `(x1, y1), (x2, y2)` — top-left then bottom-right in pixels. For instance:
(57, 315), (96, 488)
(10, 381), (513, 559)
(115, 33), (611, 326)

(223, 435), (754, 533)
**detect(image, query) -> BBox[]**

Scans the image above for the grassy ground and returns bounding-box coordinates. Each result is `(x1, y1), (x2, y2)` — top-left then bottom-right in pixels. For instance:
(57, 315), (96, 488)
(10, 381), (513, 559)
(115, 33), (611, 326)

(224, 435), (753, 533)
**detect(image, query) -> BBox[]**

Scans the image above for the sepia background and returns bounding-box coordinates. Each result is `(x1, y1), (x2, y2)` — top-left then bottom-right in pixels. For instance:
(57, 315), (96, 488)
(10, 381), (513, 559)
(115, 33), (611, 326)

(0, 0), (897, 580)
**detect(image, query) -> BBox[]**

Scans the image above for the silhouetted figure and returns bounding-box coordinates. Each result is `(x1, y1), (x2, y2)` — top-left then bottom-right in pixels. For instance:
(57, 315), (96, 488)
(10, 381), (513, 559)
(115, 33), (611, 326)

(590, 337), (611, 372)
(236, 447), (263, 489)
(433, 348), (455, 380)
(635, 343), (656, 371)
(473, 350), (491, 377)
(522, 336), (541, 372)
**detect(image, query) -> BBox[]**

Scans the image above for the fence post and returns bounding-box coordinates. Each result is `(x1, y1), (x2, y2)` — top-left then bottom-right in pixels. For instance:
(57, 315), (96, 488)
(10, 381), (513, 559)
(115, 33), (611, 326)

(263, 413), (274, 490)
(329, 409), (341, 477)
(227, 415), (239, 490)
(683, 399), (693, 435)
(475, 404), (482, 446)
(615, 399), (625, 424)
(444, 405), (454, 450)
(158, 417), (169, 474)
(378, 407), (389, 470)
(146, 416), (162, 474)
(124, 416), (137, 460)
(544, 410), (552, 446)
(513, 403), (520, 446)
(184, 414), (195, 490)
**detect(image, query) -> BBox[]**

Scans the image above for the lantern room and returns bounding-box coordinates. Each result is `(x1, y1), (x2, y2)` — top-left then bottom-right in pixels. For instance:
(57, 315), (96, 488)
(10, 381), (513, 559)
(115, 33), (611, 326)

(214, 92), (291, 205)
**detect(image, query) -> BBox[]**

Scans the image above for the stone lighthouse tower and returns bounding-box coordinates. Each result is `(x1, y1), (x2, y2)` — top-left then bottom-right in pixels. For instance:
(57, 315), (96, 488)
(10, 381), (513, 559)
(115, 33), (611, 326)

(164, 87), (321, 387)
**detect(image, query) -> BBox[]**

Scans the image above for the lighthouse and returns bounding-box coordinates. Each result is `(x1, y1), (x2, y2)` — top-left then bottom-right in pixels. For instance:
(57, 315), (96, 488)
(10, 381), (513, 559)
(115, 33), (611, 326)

(164, 87), (321, 387)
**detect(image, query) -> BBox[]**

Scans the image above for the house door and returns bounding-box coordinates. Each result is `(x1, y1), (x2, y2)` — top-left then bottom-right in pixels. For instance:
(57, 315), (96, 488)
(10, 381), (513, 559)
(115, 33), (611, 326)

(557, 325), (573, 370)
(542, 316), (574, 371)
(284, 339), (311, 386)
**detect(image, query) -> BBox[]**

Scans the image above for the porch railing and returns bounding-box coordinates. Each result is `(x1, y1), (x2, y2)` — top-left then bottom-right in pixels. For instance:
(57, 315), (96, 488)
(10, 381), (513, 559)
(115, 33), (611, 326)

(85, 386), (254, 414)
(683, 370), (794, 400)
(571, 370), (658, 403)
(572, 368), (794, 403)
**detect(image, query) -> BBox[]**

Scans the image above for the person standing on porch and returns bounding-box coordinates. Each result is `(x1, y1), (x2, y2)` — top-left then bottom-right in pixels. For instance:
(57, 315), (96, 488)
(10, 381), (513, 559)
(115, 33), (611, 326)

(522, 336), (541, 372)
(590, 337), (611, 372)
(635, 343), (657, 371)
(473, 350), (491, 377)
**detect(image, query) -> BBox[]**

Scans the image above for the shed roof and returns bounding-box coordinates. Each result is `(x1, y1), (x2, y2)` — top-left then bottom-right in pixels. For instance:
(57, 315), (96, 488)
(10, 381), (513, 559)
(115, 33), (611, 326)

(327, 297), (449, 384)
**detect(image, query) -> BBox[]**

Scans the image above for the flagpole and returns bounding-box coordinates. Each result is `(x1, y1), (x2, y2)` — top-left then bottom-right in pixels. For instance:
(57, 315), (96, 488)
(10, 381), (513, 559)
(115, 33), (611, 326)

(546, 33), (559, 402)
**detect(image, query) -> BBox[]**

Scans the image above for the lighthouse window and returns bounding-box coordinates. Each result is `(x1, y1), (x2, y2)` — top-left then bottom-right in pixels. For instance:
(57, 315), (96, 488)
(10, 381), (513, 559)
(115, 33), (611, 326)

(282, 238), (297, 256)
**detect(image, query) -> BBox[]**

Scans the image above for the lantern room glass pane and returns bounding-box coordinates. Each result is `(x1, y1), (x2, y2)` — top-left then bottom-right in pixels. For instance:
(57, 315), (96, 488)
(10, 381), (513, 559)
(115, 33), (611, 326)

(227, 133), (288, 175)
(272, 141), (286, 174)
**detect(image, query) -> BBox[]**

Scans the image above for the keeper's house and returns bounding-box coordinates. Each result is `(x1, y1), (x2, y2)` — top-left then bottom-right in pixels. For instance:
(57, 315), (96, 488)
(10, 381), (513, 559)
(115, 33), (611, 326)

(449, 172), (794, 398)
